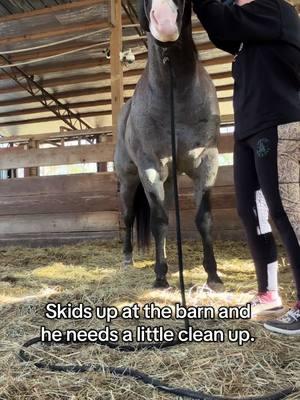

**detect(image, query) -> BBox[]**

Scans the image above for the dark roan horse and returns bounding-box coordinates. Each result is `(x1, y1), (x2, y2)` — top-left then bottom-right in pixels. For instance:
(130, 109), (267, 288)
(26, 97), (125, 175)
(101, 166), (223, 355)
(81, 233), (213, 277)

(114, 0), (223, 289)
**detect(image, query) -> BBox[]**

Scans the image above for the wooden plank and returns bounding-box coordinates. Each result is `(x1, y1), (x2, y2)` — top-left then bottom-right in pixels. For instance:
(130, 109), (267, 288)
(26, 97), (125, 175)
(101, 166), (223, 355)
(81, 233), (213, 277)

(177, 189), (236, 210)
(0, 231), (119, 247)
(0, 105), (233, 127)
(169, 208), (242, 231)
(0, 143), (115, 169)
(0, 68), (231, 91)
(0, 100), (114, 119)
(0, 111), (112, 127)
(0, 86), (114, 108)
(0, 59), (108, 82)
(0, 128), (112, 145)
(218, 134), (234, 153)
(179, 166), (234, 189)
(0, 0), (108, 23)
(167, 228), (245, 241)
(0, 211), (119, 235)
(0, 168), (233, 197)
(0, 20), (110, 47)
(0, 79), (229, 106)
(0, 185), (235, 216)
(0, 172), (118, 197)
(0, 192), (118, 216)
(0, 131), (233, 153)
(0, 72), (113, 94)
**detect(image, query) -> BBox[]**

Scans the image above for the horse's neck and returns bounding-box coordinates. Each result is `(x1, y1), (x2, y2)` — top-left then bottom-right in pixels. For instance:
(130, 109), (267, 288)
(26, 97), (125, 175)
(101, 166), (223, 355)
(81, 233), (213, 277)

(146, 25), (198, 91)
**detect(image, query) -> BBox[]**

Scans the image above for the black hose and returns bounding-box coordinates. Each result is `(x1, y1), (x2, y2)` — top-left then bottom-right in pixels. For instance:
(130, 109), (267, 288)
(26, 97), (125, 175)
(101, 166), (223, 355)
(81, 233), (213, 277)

(19, 335), (295, 400)
(167, 56), (189, 331)
(17, 57), (297, 400)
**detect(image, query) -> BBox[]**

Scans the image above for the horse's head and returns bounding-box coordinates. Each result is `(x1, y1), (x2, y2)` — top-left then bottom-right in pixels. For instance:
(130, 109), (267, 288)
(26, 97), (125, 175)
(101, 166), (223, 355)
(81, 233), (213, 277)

(139, 0), (191, 44)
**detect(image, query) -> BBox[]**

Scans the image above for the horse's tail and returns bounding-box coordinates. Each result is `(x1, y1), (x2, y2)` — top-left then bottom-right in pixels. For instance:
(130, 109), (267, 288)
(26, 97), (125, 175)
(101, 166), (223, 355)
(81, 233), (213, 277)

(133, 183), (151, 250)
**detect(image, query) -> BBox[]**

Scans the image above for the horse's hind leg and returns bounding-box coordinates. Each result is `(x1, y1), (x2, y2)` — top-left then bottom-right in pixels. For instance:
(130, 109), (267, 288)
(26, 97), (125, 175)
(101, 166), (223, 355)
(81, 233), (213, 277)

(189, 149), (223, 289)
(119, 174), (140, 267)
(122, 178), (139, 266)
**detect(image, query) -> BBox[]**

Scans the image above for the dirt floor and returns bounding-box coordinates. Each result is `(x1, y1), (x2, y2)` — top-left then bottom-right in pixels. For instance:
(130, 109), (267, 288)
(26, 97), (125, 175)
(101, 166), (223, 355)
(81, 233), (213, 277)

(0, 240), (299, 400)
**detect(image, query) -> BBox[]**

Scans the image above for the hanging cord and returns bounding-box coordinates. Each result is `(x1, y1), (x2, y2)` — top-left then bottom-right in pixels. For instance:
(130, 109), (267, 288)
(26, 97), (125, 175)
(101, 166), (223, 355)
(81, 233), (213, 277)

(17, 53), (296, 400)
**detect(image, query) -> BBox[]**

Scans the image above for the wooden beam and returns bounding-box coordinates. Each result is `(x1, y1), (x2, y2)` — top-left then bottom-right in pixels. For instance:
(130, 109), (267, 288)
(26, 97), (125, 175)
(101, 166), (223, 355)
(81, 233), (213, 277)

(0, 20), (110, 47)
(0, 66), (233, 95)
(0, 110), (235, 127)
(0, 128), (112, 145)
(0, 59), (110, 81)
(0, 129), (233, 150)
(0, 87), (117, 107)
(0, 111), (110, 127)
(0, 100), (114, 118)
(110, 0), (124, 140)
(218, 134), (234, 153)
(0, 80), (232, 109)
(0, 55), (232, 83)
(0, 73), (111, 95)
(0, 143), (115, 170)
(0, 0), (108, 23)
(0, 172), (117, 196)
(0, 211), (119, 235)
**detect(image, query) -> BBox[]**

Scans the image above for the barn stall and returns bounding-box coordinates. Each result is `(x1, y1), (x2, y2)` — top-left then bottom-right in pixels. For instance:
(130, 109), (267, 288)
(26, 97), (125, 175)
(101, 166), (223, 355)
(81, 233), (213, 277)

(0, 1), (299, 399)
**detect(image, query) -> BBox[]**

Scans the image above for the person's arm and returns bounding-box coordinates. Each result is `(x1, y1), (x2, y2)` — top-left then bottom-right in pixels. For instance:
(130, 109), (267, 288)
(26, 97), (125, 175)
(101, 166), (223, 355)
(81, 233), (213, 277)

(193, 0), (282, 43)
(207, 37), (241, 55)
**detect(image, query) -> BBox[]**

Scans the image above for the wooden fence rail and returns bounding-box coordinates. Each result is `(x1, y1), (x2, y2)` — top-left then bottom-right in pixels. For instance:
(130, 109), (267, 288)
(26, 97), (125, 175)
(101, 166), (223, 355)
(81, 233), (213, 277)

(0, 131), (241, 245)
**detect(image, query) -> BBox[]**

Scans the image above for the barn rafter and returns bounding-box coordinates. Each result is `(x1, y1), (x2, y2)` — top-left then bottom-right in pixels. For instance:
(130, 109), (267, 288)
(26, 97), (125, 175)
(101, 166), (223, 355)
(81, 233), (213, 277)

(0, 0), (297, 133)
(0, 54), (93, 130)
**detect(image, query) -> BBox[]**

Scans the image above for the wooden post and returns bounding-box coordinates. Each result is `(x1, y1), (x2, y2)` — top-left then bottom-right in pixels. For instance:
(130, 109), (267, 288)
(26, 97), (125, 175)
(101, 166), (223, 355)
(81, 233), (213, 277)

(27, 139), (39, 177)
(110, 0), (124, 142)
(97, 134), (108, 172)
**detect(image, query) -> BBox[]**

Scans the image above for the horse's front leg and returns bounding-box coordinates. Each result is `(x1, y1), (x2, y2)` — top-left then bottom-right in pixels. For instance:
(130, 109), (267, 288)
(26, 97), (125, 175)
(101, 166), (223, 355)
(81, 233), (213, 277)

(188, 148), (224, 289)
(140, 167), (169, 288)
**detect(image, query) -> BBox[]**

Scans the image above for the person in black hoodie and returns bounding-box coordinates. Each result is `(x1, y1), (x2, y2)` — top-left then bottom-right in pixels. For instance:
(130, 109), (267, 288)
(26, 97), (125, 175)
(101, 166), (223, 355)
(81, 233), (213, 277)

(192, 0), (300, 334)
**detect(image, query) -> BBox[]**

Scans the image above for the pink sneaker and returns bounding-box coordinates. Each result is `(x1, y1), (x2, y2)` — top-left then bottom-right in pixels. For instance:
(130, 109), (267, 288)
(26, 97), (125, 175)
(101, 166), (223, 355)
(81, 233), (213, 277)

(249, 292), (284, 318)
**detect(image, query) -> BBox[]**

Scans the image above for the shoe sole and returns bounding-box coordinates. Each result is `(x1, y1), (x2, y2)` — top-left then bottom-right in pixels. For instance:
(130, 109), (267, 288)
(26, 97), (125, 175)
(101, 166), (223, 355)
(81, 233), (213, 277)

(263, 323), (300, 335)
(252, 306), (286, 321)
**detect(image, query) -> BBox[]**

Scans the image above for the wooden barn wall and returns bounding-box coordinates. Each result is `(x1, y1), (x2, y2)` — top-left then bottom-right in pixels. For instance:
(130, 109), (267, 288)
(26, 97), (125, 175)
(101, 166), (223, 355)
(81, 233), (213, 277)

(0, 133), (244, 246)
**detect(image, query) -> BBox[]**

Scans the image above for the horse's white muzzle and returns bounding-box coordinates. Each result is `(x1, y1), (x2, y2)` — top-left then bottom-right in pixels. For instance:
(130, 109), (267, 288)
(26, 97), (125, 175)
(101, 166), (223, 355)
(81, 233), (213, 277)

(149, 0), (179, 42)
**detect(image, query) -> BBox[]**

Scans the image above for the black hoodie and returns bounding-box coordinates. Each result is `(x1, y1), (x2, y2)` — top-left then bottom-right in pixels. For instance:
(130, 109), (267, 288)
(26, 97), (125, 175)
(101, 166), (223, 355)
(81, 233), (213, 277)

(193, 0), (300, 139)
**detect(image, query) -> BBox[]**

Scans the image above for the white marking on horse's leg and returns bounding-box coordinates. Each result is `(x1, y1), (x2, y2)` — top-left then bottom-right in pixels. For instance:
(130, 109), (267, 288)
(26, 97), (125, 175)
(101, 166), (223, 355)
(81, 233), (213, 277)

(188, 147), (205, 169)
(145, 168), (160, 185)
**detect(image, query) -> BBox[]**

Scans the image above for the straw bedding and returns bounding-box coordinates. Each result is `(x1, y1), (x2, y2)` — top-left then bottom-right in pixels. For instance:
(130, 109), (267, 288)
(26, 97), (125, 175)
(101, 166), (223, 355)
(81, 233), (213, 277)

(0, 240), (299, 400)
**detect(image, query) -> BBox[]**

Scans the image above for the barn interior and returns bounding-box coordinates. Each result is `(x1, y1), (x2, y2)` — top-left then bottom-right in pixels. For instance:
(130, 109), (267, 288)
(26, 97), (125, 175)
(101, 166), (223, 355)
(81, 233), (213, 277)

(0, 1), (300, 400)
(0, 0), (256, 246)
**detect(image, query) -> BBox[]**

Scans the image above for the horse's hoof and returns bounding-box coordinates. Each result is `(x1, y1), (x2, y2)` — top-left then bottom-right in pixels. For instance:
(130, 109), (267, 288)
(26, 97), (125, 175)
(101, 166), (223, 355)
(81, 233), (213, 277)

(153, 279), (170, 289)
(123, 256), (133, 268)
(206, 280), (225, 293)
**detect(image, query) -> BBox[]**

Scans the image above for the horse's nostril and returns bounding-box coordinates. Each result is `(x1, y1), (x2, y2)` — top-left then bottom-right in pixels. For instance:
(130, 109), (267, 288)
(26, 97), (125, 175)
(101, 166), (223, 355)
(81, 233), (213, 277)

(151, 9), (159, 25)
